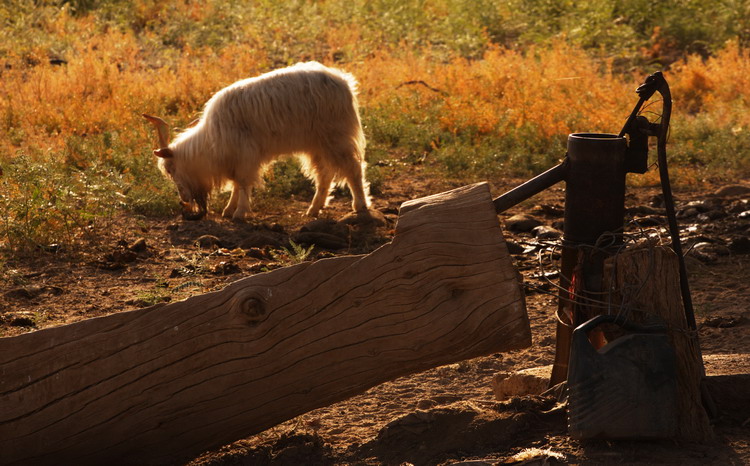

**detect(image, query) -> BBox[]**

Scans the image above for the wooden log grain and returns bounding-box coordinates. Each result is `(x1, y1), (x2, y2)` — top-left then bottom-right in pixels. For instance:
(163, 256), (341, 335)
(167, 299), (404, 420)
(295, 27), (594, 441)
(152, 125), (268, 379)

(0, 182), (530, 466)
(602, 242), (712, 441)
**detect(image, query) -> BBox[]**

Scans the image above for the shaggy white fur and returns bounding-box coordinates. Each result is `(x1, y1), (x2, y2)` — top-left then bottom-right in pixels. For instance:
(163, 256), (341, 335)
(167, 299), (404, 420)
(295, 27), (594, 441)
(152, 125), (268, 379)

(146, 62), (370, 220)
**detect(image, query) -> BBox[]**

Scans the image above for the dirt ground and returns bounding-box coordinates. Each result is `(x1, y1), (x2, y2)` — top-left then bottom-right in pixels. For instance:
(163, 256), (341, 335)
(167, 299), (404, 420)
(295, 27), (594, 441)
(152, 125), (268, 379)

(1, 169), (749, 465)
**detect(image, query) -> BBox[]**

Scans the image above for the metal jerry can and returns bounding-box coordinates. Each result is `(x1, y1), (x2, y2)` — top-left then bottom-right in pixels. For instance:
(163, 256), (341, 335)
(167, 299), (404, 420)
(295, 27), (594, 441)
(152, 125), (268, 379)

(567, 314), (678, 439)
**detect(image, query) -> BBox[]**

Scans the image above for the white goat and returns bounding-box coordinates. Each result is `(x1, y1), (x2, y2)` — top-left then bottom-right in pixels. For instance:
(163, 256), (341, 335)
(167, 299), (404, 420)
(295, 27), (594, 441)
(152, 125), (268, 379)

(144, 62), (370, 220)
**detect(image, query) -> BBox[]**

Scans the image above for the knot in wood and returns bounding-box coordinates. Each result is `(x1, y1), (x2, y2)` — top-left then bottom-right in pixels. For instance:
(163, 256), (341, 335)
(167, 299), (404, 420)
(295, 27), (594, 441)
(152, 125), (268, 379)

(231, 290), (267, 325)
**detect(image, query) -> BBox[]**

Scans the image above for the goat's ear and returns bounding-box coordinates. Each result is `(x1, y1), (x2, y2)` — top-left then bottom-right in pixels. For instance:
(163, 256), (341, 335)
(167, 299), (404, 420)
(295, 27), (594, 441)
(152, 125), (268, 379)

(154, 148), (174, 158)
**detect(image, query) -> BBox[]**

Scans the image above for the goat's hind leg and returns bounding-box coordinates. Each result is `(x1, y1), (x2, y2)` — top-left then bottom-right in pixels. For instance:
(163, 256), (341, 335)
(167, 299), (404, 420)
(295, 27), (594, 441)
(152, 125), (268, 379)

(342, 158), (370, 213)
(307, 170), (333, 217)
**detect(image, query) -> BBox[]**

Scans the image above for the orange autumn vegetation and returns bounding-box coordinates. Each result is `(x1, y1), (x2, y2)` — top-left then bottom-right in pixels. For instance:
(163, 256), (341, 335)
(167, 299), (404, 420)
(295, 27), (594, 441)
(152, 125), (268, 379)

(1, 3), (749, 251)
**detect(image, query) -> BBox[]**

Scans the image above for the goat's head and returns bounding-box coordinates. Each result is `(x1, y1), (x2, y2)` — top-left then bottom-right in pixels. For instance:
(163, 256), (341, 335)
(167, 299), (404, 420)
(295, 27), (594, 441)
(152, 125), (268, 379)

(143, 114), (207, 220)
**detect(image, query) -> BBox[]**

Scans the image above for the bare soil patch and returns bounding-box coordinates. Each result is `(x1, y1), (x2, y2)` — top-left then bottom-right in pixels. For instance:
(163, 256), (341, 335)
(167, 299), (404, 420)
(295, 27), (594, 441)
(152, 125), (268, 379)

(2, 171), (749, 465)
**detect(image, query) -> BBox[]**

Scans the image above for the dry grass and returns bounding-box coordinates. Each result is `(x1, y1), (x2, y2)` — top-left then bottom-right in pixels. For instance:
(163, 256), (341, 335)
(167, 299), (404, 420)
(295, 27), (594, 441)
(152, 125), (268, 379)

(1, 2), (749, 252)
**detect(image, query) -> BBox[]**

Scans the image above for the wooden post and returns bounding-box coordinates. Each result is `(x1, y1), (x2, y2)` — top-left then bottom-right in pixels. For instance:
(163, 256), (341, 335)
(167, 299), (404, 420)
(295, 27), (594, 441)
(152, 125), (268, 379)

(602, 242), (712, 441)
(0, 182), (530, 466)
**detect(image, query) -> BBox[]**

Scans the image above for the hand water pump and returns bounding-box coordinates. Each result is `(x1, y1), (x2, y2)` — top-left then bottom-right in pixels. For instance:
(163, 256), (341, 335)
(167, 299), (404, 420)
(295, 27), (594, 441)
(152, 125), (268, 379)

(492, 72), (698, 388)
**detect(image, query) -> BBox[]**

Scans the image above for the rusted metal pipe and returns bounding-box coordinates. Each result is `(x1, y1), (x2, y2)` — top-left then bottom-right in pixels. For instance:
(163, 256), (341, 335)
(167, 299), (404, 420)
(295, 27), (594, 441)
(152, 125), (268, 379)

(493, 160), (568, 213)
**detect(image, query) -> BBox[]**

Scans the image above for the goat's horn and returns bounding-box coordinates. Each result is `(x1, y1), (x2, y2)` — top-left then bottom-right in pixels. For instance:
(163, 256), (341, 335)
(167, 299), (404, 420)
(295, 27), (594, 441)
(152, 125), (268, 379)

(142, 113), (171, 149)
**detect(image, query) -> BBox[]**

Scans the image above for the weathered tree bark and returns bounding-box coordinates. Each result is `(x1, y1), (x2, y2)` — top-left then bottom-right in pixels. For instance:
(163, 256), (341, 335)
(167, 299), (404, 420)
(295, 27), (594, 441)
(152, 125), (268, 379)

(0, 182), (530, 466)
(602, 242), (712, 441)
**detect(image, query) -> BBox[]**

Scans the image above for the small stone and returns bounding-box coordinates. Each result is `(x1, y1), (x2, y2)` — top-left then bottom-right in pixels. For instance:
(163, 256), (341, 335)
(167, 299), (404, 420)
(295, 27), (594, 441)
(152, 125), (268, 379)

(491, 365), (551, 400)
(632, 215), (664, 226)
(714, 184), (750, 197)
(695, 211), (725, 223)
(728, 236), (750, 254)
(195, 235), (222, 249)
(677, 207), (700, 218)
(9, 313), (36, 327)
(693, 242), (730, 256)
(245, 247), (269, 260)
(505, 240), (525, 254)
(627, 205), (664, 216)
(292, 232), (348, 250)
(532, 225), (562, 240)
(702, 314), (744, 328)
(130, 238), (148, 252)
(683, 199), (715, 212)
(339, 209), (387, 227)
(530, 204), (564, 217)
(505, 214), (542, 232)
(238, 232), (282, 249)
(416, 399), (437, 410)
(301, 218), (350, 238)
(213, 261), (242, 275)
(688, 249), (717, 263)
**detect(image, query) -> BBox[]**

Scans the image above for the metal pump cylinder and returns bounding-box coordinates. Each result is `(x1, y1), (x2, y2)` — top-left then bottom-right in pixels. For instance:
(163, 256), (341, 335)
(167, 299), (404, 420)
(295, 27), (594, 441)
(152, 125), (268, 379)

(549, 133), (628, 386)
(563, 133), (627, 245)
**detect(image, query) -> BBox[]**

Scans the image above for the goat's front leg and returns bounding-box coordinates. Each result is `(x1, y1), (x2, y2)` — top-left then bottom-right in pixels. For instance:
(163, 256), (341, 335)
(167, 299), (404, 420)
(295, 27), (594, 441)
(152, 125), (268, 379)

(222, 184), (241, 218)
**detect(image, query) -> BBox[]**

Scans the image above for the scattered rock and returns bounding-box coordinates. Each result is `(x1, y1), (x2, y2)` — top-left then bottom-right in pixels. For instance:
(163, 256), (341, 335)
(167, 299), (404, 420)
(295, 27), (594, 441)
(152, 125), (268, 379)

(264, 222), (286, 233)
(212, 260), (242, 275)
(688, 249), (718, 263)
(683, 199), (717, 212)
(506, 447), (567, 465)
(697, 210), (727, 222)
(532, 225), (562, 240)
(692, 242), (731, 256)
(245, 247), (271, 260)
(627, 205), (665, 216)
(195, 235), (222, 249)
(5, 285), (64, 300)
(505, 214), (542, 233)
(339, 209), (387, 227)
(505, 240), (525, 254)
(237, 232), (283, 249)
(530, 204), (564, 217)
(649, 194), (665, 208)
(703, 314), (745, 328)
(677, 207), (700, 218)
(729, 198), (749, 212)
(492, 365), (552, 400)
(8, 312), (36, 327)
(292, 231), (348, 250)
(130, 238), (148, 252)
(38, 243), (63, 253)
(300, 218), (347, 235)
(632, 215), (664, 226)
(714, 184), (750, 197)
(729, 236), (750, 254)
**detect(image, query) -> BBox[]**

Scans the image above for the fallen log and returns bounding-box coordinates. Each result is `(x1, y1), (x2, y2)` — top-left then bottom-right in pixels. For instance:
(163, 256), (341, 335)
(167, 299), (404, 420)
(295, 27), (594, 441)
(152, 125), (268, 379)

(0, 182), (530, 466)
